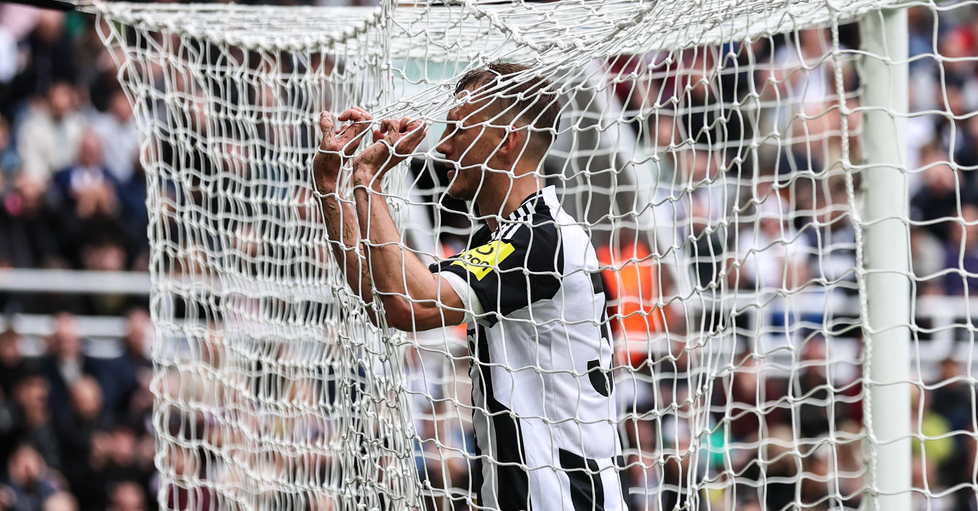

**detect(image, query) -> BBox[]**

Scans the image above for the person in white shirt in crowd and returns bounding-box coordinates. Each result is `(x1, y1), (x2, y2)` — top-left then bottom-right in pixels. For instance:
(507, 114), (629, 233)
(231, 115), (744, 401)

(89, 89), (139, 185)
(17, 81), (87, 184)
(736, 189), (812, 292)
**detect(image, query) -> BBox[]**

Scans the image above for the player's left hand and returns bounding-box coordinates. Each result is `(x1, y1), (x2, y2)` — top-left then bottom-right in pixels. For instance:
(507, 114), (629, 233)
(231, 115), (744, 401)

(313, 107), (373, 193)
(351, 117), (427, 188)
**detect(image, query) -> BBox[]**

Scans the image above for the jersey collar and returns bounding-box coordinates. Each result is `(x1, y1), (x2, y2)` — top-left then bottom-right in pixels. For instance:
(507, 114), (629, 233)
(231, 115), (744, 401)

(506, 185), (556, 223)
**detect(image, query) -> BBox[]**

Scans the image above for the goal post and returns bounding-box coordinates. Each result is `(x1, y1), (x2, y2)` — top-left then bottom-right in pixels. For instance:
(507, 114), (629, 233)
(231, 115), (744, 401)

(858, 8), (912, 511)
(82, 0), (976, 509)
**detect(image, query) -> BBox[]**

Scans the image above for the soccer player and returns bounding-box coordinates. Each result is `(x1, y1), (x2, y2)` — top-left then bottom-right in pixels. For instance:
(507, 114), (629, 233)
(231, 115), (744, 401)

(313, 63), (625, 511)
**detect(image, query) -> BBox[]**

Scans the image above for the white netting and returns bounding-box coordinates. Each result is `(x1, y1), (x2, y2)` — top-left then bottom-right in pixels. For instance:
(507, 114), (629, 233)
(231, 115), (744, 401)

(88, 0), (978, 509)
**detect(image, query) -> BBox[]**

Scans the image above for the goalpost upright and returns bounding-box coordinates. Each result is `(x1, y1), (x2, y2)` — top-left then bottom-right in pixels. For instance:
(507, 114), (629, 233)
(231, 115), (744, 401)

(858, 8), (912, 511)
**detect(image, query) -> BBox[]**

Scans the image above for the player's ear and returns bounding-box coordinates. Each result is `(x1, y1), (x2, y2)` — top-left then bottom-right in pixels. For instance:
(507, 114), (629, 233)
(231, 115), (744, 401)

(498, 127), (524, 163)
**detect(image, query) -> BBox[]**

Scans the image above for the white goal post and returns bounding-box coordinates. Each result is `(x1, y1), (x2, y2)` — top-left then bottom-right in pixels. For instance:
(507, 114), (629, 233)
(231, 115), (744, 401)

(83, 0), (978, 509)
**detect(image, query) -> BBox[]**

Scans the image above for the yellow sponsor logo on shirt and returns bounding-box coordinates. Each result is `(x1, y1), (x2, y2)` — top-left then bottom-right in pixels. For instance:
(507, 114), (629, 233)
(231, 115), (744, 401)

(451, 240), (516, 281)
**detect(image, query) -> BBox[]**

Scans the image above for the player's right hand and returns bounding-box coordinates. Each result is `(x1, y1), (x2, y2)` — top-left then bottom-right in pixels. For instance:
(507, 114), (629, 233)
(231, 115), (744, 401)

(312, 108), (373, 193)
(350, 116), (427, 188)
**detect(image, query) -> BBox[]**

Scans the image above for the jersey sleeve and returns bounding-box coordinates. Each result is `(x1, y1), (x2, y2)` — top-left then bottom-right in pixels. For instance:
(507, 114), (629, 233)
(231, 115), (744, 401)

(429, 222), (562, 324)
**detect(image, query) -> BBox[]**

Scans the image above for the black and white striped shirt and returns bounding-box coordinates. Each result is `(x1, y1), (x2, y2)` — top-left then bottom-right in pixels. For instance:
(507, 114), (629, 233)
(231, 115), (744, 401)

(432, 186), (626, 511)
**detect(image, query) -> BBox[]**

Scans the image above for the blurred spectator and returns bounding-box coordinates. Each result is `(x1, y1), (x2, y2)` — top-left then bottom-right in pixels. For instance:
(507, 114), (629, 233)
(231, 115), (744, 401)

(620, 409), (657, 511)
(911, 144), (976, 243)
(120, 371), (152, 438)
(106, 482), (145, 511)
(55, 376), (108, 511)
(805, 180), (858, 294)
(933, 64), (978, 170)
(7, 374), (59, 472)
(164, 447), (213, 511)
(771, 27), (857, 173)
(0, 329), (26, 397)
(51, 130), (120, 224)
(100, 425), (152, 492)
(104, 308), (151, 424)
(774, 28), (834, 111)
(597, 229), (674, 367)
(794, 336), (837, 440)
(0, 445), (58, 511)
(16, 81), (86, 184)
(941, 429), (978, 511)
(908, 6), (938, 73)
(88, 89), (138, 185)
(90, 88), (147, 261)
(0, 172), (65, 271)
(671, 48), (726, 147)
(116, 165), (148, 270)
(85, 35), (125, 114)
(78, 233), (130, 316)
(930, 358), (973, 431)
(835, 420), (865, 508)
(41, 492), (78, 511)
(711, 353), (788, 445)
(0, 380), (19, 466)
(50, 130), (136, 277)
(656, 414), (703, 511)
(937, 24), (978, 93)
(912, 225), (947, 296)
(799, 444), (831, 510)
(0, 4), (40, 44)
(6, 10), (76, 105)
(120, 308), (150, 372)
(687, 192), (728, 293)
(943, 203), (978, 295)
(911, 384), (954, 493)
(38, 312), (103, 422)
(737, 190), (812, 291)
(733, 425), (799, 511)
(908, 6), (941, 170)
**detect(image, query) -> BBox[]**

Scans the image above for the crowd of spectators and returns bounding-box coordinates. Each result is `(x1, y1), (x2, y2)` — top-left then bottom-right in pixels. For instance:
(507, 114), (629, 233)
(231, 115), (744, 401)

(0, 6), (147, 317)
(0, 1), (977, 511)
(0, 309), (154, 511)
(0, 4), (154, 511)
(906, 5), (978, 297)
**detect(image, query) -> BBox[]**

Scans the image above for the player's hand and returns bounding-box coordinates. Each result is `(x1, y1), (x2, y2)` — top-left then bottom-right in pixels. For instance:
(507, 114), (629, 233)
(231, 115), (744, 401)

(351, 117), (427, 189)
(312, 108), (373, 193)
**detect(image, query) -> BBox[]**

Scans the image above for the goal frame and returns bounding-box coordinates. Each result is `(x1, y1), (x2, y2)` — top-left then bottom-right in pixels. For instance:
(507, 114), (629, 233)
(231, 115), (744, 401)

(80, 0), (920, 508)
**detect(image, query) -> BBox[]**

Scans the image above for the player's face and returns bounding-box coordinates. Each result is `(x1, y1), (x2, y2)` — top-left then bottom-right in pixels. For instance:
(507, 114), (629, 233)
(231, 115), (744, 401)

(436, 94), (503, 201)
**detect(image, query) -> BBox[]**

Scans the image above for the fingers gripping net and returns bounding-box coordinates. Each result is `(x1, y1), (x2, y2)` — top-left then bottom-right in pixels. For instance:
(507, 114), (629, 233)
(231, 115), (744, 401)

(90, 0), (956, 509)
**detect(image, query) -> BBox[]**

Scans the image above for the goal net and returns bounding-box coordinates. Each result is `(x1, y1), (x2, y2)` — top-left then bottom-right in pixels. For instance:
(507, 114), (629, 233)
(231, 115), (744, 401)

(89, 0), (975, 509)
